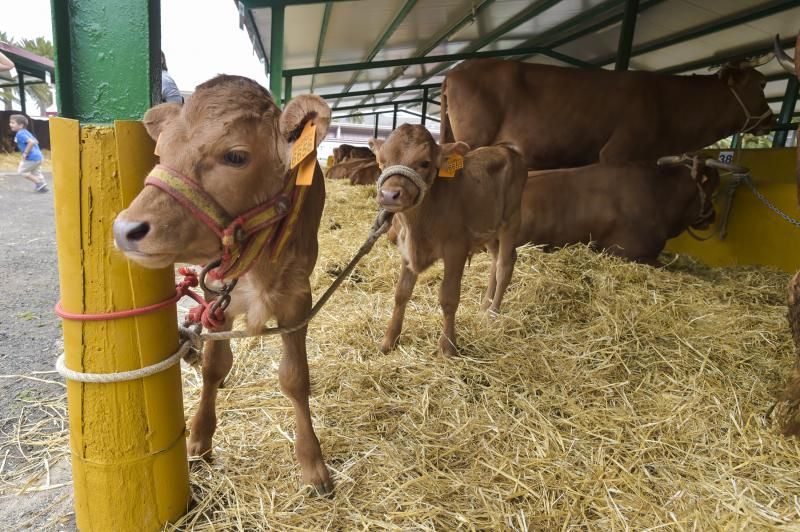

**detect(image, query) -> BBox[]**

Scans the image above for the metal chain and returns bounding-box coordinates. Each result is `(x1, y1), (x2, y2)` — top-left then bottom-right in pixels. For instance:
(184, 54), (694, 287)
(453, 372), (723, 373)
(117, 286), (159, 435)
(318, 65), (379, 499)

(735, 173), (800, 228)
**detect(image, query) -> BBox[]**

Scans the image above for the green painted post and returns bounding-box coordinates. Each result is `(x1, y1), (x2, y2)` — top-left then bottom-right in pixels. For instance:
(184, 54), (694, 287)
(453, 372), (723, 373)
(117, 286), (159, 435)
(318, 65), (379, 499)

(393, 103), (398, 130)
(774, 76), (799, 148)
(374, 113), (379, 138)
(615, 0), (640, 70)
(17, 72), (26, 114)
(51, 0), (160, 122)
(285, 76), (292, 103)
(731, 133), (741, 148)
(421, 88), (428, 126)
(270, 4), (285, 105)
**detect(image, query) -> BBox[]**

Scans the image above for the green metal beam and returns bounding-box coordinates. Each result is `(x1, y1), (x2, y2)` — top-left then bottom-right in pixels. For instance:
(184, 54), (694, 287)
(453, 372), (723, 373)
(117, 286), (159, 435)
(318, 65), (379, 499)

(661, 35), (796, 74)
(309, 1), (333, 94)
(773, 77), (799, 147)
(515, 0), (665, 62)
(595, 0), (800, 66)
(393, 0), (566, 98)
(615, 0), (639, 70)
(336, 0), (417, 101)
(317, 82), (440, 101)
(333, 97), (425, 113)
(766, 72), (792, 82)
(355, 0), (498, 105)
(52, 0), (159, 123)
(284, 45), (591, 78)
(0, 81), (47, 89)
(400, 109), (440, 123)
(270, 4), (285, 103)
(18, 72), (26, 114)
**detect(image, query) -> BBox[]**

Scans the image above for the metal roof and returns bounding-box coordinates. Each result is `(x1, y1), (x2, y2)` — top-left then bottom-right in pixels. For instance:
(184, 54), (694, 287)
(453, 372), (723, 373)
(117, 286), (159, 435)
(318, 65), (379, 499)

(237, 0), (800, 125)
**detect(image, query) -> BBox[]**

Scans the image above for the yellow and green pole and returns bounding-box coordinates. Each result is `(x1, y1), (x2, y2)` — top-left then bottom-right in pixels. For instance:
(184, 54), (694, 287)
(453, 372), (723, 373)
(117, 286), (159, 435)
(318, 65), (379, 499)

(50, 1), (189, 529)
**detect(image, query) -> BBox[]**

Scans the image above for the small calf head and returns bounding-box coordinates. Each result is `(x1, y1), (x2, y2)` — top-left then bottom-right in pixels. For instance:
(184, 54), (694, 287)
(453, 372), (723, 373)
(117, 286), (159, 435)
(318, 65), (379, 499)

(113, 75), (329, 268)
(369, 124), (469, 212)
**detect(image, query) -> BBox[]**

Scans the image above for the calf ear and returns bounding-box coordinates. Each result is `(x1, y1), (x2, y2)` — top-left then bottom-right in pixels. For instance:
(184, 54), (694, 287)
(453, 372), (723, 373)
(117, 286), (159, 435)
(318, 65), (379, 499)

(280, 94), (331, 147)
(368, 138), (384, 154)
(438, 141), (470, 165)
(143, 103), (181, 141)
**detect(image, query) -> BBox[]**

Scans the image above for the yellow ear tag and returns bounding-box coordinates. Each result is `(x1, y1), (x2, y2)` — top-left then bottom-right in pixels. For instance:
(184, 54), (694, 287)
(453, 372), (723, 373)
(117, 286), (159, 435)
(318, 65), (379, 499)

(438, 154), (464, 178)
(291, 121), (317, 186)
(326, 155), (334, 168)
(154, 132), (162, 156)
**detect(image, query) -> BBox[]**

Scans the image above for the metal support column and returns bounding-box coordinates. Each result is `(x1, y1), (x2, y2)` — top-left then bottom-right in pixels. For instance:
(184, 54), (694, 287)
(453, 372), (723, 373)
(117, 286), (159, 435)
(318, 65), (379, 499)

(731, 133), (741, 149)
(774, 76), (799, 148)
(17, 72), (26, 114)
(616, 0), (640, 70)
(393, 103), (398, 130)
(285, 75), (293, 103)
(270, 4), (285, 104)
(374, 113), (380, 138)
(421, 88), (428, 126)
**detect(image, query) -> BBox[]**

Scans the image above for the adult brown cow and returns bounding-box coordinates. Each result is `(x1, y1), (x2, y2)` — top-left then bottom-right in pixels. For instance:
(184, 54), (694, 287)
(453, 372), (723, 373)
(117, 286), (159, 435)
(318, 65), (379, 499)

(327, 157), (380, 185)
(518, 157), (720, 266)
(441, 58), (774, 169)
(333, 143), (375, 164)
(112, 75), (334, 495)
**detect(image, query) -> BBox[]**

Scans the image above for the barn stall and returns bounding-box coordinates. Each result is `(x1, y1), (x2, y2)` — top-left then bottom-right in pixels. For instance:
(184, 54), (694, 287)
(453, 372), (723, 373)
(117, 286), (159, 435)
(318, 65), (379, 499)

(2, 0), (800, 529)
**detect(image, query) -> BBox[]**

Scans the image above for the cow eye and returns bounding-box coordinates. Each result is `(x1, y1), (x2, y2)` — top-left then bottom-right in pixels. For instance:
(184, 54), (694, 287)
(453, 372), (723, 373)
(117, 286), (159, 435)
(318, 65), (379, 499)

(224, 150), (249, 166)
(419, 161), (431, 169)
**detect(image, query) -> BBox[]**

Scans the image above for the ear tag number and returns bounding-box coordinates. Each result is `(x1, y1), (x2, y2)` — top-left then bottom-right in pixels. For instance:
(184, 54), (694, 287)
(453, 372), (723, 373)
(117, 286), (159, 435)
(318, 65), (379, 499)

(292, 121), (317, 186)
(438, 154), (464, 178)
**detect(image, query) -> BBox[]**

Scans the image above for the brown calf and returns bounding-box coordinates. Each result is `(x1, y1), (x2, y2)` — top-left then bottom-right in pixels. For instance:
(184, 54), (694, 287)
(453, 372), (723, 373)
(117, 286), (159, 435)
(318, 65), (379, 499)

(518, 160), (720, 265)
(112, 75), (334, 494)
(333, 143), (375, 164)
(371, 124), (526, 356)
(326, 157), (380, 185)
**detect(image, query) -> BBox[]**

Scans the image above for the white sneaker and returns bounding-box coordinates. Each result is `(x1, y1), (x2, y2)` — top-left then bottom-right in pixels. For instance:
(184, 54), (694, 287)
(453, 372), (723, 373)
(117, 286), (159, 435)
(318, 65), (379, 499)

(35, 183), (49, 193)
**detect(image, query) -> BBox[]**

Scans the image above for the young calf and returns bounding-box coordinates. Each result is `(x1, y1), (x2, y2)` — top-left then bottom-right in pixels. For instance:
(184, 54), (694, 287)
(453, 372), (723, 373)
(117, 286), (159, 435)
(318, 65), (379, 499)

(112, 75), (334, 495)
(518, 159), (720, 265)
(371, 124), (526, 356)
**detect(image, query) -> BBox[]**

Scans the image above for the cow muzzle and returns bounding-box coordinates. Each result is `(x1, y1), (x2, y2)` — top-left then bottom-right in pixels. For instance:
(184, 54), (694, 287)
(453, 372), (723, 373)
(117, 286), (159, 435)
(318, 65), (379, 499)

(376, 165), (427, 212)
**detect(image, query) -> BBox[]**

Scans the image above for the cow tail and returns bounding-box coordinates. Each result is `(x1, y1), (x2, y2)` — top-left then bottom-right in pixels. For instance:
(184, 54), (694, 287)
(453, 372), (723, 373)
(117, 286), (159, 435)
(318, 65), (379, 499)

(440, 79), (455, 144)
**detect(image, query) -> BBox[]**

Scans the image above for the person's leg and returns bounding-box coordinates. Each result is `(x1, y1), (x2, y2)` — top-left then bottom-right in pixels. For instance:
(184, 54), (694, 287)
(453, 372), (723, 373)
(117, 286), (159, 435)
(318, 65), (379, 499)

(17, 160), (40, 186)
(27, 161), (47, 191)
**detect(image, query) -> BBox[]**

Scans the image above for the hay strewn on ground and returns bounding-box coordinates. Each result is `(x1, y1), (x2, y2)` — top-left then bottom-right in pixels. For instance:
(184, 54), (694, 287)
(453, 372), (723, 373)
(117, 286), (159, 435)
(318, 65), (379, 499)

(2, 179), (800, 530)
(0, 150), (53, 173)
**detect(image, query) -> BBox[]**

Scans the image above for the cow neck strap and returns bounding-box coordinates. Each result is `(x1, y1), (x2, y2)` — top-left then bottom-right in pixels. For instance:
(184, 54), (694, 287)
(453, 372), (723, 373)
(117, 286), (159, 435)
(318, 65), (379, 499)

(144, 163), (309, 282)
(729, 87), (772, 134)
(376, 165), (428, 207)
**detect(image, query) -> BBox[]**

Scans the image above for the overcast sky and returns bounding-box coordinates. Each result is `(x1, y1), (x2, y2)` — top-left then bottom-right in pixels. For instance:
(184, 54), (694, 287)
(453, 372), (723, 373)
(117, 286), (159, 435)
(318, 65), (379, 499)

(4, 0), (268, 95)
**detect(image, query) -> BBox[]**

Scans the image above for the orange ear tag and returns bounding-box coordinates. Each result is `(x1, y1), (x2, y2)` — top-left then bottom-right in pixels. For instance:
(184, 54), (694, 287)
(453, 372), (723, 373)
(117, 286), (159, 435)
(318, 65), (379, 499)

(291, 121), (317, 186)
(438, 154), (464, 178)
(154, 132), (162, 156)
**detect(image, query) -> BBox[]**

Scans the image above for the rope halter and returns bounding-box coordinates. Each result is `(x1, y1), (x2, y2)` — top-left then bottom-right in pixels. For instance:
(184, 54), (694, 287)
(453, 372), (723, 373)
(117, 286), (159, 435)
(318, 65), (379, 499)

(144, 163), (308, 283)
(729, 86), (772, 134)
(376, 165), (429, 208)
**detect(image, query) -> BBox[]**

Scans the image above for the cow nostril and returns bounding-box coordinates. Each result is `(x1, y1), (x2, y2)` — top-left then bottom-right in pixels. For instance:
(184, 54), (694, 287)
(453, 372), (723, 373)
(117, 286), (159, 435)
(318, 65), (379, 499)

(126, 222), (150, 242)
(390, 190), (400, 200)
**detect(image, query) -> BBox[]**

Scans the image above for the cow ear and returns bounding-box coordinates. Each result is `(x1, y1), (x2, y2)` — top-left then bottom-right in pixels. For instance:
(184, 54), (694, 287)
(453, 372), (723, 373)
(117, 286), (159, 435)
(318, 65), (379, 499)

(368, 138), (384, 154)
(280, 94), (331, 148)
(438, 141), (470, 165)
(143, 103), (181, 141)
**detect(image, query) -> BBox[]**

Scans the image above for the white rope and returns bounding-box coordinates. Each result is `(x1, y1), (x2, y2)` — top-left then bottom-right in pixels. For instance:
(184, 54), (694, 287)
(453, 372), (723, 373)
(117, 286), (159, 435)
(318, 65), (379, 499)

(376, 165), (428, 207)
(729, 86), (772, 134)
(55, 340), (192, 383)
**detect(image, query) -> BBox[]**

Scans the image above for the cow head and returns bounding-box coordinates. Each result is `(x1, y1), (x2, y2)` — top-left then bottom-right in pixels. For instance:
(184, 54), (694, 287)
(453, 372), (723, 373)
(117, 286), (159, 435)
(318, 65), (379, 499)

(717, 60), (774, 135)
(369, 123), (469, 213)
(112, 75), (330, 269)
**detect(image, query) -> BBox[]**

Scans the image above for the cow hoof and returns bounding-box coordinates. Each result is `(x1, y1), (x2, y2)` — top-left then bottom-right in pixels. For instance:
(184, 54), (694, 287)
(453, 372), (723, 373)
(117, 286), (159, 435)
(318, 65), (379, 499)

(485, 307), (500, 319)
(187, 439), (213, 460)
(480, 299), (492, 311)
(438, 337), (458, 357)
(313, 480), (335, 498)
(380, 335), (399, 353)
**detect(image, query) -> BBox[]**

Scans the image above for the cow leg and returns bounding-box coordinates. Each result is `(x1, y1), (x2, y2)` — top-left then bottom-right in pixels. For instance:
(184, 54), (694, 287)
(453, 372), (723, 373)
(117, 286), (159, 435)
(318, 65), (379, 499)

(381, 259), (418, 353)
(187, 321), (234, 458)
(276, 288), (333, 495)
(439, 249), (467, 356)
(488, 232), (518, 314)
(481, 241), (499, 311)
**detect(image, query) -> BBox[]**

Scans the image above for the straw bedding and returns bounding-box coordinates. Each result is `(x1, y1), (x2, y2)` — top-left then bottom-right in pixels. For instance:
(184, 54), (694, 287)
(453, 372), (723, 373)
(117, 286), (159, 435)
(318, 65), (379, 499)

(2, 179), (800, 530)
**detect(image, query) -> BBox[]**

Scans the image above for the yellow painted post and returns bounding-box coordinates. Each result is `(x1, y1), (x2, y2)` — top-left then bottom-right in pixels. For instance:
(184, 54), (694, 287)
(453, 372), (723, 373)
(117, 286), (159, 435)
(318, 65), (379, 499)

(51, 117), (190, 531)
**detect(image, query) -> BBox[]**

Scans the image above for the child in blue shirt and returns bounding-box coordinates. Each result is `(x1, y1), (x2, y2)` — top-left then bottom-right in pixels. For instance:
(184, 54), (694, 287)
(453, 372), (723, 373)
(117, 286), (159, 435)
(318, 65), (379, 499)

(9, 114), (47, 193)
